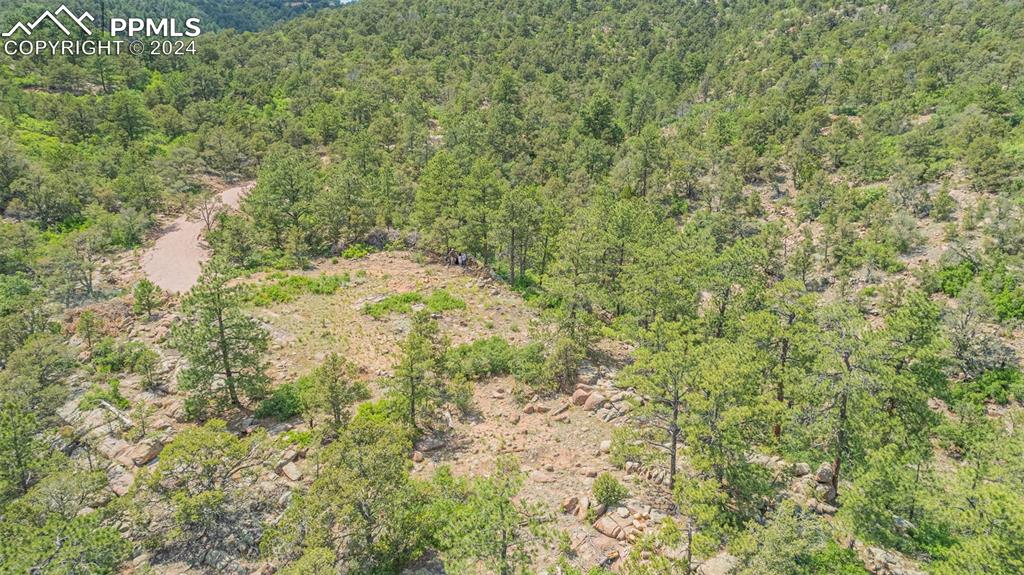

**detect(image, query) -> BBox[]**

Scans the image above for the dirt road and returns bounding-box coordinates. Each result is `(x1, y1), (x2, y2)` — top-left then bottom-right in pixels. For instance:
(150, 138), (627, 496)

(141, 183), (251, 294)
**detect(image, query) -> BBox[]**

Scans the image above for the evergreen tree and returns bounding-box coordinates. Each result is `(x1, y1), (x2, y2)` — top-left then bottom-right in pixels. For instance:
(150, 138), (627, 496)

(132, 279), (160, 319)
(298, 353), (370, 429)
(441, 456), (557, 575)
(172, 260), (269, 417)
(389, 311), (448, 432)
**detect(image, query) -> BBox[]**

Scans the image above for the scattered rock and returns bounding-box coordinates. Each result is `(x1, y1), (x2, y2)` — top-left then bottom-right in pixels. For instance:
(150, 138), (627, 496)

(574, 496), (591, 520)
(96, 436), (131, 461)
(792, 462), (811, 477)
(594, 515), (623, 539)
(418, 437), (445, 452)
(698, 552), (738, 575)
(583, 393), (607, 412)
(550, 403), (570, 416)
(599, 439), (612, 454)
(529, 470), (555, 484)
(813, 500), (838, 515)
(108, 468), (134, 496)
(815, 482), (837, 503)
(126, 438), (163, 467)
(815, 462), (834, 484)
(572, 388), (591, 406)
(280, 462), (303, 482)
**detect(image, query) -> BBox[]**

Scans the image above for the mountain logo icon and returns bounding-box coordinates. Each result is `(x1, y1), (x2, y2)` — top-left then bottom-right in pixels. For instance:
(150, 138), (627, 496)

(2, 5), (94, 37)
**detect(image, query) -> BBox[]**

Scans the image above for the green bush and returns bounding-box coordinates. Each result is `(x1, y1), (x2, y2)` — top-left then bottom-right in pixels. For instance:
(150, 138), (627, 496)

(592, 472), (629, 508)
(363, 292), (424, 318)
(341, 243), (373, 259)
(936, 261), (975, 297)
(424, 290), (467, 313)
(989, 285), (1024, 322)
(980, 262), (1024, 321)
(91, 338), (152, 374)
(446, 375), (475, 415)
(445, 336), (513, 381)
(81, 379), (130, 411)
(353, 397), (407, 427)
(957, 368), (1024, 405)
(256, 383), (303, 420)
(512, 342), (549, 392)
(362, 288), (464, 318)
(244, 273), (346, 306)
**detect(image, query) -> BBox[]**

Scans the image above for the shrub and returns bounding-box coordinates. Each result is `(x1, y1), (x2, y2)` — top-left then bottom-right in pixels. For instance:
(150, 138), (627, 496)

(363, 292), (424, 318)
(609, 426), (648, 469)
(256, 383), (303, 420)
(445, 337), (513, 381)
(91, 338), (152, 374)
(424, 289), (466, 313)
(957, 367), (1024, 405)
(135, 347), (162, 391)
(362, 289), (468, 318)
(133, 279), (161, 317)
(341, 243), (373, 259)
(980, 262), (1024, 321)
(353, 397), (407, 427)
(446, 375), (475, 415)
(512, 342), (549, 392)
(936, 261), (975, 297)
(592, 472), (629, 508)
(245, 273), (346, 306)
(81, 379), (130, 411)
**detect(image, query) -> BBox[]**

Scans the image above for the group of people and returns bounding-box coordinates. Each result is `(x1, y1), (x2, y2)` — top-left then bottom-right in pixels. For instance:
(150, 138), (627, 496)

(444, 249), (469, 266)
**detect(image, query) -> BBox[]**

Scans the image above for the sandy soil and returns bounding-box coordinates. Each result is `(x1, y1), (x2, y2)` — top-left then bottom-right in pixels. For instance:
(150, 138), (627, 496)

(140, 184), (251, 294)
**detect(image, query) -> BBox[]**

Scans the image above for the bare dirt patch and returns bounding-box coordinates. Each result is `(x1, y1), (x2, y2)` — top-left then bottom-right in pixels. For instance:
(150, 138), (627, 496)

(141, 183), (251, 294)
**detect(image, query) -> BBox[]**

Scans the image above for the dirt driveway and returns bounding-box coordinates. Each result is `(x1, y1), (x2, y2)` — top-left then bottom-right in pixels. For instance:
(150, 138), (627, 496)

(140, 183), (251, 294)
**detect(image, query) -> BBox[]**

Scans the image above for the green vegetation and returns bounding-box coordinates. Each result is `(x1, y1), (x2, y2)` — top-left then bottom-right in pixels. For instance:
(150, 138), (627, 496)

(445, 336), (513, 381)
(341, 243), (374, 259)
(425, 290), (468, 313)
(243, 273), (347, 307)
(255, 383), (303, 421)
(172, 260), (270, 418)
(591, 473), (629, 509)
(364, 292), (425, 318)
(132, 278), (161, 318)
(364, 289), (467, 318)
(80, 380), (130, 411)
(294, 353), (370, 428)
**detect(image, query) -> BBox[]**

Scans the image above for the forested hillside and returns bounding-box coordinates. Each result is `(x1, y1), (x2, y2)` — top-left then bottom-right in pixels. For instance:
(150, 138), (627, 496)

(1, 0), (1023, 574)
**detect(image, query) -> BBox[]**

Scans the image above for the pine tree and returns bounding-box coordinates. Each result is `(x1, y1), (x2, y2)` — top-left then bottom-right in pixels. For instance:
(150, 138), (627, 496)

(441, 456), (557, 575)
(389, 311), (447, 432)
(412, 151), (462, 253)
(298, 352), (370, 429)
(620, 320), (698, 489)
(172, 260), (269, 417)
(132, 278), (160, 319)
(0, 400), (44, 497)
